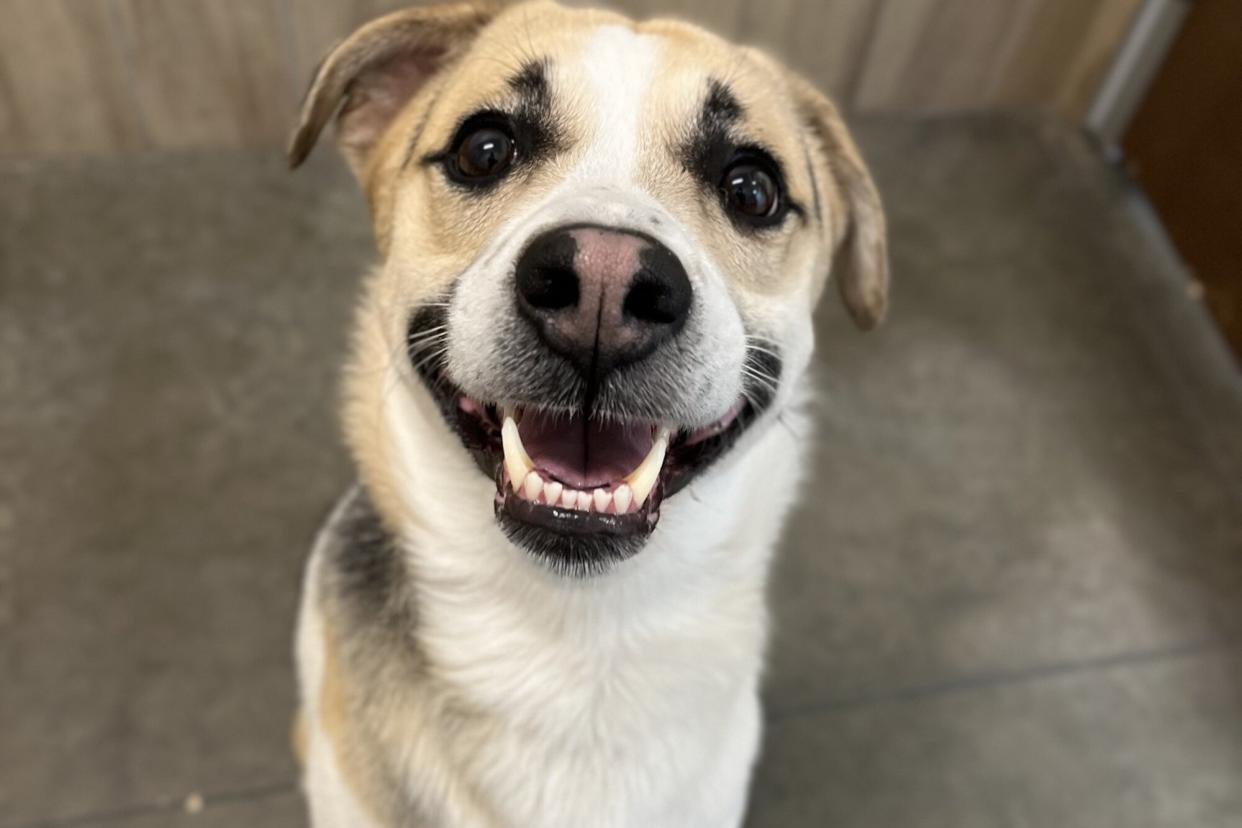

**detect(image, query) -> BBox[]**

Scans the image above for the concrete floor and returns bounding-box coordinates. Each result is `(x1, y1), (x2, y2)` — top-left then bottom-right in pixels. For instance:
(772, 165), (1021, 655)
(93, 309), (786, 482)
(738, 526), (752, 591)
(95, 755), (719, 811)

(2, 114), (1241, 827)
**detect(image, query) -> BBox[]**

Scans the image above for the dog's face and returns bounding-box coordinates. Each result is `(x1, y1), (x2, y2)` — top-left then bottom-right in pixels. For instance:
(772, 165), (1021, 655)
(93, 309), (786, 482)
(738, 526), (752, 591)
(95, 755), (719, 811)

(291, 1), (887, 573)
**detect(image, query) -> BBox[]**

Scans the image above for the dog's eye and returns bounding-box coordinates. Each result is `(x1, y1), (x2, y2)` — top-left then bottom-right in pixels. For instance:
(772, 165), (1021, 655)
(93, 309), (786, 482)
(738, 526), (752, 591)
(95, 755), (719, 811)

(451, 122), (516, 183)
(721, 161), (780, 222)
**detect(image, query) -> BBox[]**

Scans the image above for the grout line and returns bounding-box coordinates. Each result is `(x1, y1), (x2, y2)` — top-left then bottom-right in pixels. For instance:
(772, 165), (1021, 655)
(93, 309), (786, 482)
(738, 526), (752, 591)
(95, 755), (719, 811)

(766, 637), (1240, 722)
(1, 781), (298, 828)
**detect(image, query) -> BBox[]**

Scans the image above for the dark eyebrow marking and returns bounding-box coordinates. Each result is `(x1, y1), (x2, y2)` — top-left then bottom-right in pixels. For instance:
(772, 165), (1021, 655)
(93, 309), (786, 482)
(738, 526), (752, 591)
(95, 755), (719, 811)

(704, 79), (743, 127)
(509, 58), (551, 100)
(507, 58), (561, 164)
(414, 57), (565, 193)
(680, 78), (806, 230)
(682, 79), (743, 188)
(403, 58), (555, 170)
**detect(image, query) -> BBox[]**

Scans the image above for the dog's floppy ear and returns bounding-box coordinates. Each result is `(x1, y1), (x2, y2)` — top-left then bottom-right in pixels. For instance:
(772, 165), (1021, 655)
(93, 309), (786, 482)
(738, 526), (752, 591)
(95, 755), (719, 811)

(288, 2), (498, 176)
(786, 74), (889, 329)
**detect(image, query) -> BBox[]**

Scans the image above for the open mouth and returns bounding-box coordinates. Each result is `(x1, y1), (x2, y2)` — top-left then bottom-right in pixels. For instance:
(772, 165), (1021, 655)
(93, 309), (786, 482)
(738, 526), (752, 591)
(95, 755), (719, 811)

(407, 308), (779, 570)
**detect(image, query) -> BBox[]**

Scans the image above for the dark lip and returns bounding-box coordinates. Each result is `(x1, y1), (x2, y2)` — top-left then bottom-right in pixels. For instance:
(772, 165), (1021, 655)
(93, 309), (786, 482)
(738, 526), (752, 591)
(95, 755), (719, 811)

(500, 479), (660, 536)
(405, 305), (781, 562)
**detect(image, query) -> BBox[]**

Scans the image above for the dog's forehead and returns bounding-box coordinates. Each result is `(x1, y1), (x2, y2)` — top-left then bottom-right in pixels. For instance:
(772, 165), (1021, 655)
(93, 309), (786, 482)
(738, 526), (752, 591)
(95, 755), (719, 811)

(430, 4), (808, 174)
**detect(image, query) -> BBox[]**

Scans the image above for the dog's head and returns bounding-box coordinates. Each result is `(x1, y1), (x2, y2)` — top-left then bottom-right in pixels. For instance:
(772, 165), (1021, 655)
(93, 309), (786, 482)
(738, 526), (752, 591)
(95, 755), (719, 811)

(291, 0), (887, 573)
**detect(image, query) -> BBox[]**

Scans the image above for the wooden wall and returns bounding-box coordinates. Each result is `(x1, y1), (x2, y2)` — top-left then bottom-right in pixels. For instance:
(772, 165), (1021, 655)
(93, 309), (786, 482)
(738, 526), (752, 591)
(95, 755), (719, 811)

(0, 0), (1141, 158)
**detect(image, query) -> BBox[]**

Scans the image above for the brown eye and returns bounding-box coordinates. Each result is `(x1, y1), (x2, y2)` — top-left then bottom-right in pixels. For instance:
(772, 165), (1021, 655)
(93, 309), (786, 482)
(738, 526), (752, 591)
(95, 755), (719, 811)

(454, 126), (515, 182)
(722, 162), (780, 221)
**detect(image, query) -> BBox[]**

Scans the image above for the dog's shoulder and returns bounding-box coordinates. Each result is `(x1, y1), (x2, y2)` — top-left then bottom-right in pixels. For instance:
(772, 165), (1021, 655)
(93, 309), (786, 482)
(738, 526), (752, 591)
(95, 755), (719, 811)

(302, 485), (433, 826)
(313, 484), (420, 659)
(318, 486), (399, 607)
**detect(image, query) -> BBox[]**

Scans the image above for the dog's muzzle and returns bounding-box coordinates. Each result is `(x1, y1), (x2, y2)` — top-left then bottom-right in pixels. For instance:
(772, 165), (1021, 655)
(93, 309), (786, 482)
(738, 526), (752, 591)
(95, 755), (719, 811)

(406, 221), (780, 574)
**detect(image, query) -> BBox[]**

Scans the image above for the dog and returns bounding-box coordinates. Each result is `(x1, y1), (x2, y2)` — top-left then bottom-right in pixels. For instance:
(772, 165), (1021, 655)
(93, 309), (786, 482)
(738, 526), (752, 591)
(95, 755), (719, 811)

(287, 2), (887, 825)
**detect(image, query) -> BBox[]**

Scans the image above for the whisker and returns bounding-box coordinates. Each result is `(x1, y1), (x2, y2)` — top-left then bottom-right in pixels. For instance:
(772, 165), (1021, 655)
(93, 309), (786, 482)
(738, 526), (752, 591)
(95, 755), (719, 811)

(744, 335), (783, 357)
(741, 368), (780, 396)
(410, 345), (450, 375)
(741, 363), (780, 383)
(405, 333), (449, 351)
(745, 345), (783, 362)
(406, 325), (448, 341)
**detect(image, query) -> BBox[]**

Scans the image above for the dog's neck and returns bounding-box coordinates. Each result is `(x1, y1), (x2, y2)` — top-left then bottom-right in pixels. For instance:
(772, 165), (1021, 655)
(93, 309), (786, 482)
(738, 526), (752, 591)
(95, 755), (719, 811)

(350, 368), (806, 724)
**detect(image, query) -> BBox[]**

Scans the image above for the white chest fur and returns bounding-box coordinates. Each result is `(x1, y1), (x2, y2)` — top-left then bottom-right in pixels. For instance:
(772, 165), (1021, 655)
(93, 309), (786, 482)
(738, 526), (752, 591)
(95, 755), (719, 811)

(297, 391), (809, 827)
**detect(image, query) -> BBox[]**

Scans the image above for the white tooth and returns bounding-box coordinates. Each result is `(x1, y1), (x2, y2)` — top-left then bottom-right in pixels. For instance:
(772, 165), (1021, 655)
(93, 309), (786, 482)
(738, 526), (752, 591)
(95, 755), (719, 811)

(613, 484), (633, 514)
(544, 480), (563, 505)
(501, 415), (533, 492)
(561, 488), (577, 508)
(593, 488), (612, 513)
(624, 427), (670, 508)
(523, 470), (543, 501)
(576, 491), (593, 512)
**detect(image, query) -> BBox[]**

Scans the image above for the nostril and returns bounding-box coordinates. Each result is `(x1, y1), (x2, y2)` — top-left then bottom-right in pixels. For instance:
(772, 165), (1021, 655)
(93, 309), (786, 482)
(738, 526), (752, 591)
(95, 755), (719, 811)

(623, 275), (676, 324)
(520, 264), (579, 312)
(624, 270), (691, 326)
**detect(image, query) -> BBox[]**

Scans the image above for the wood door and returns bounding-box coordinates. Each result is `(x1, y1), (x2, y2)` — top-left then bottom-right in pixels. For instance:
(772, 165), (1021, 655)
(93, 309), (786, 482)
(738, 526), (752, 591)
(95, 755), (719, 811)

(1123, 0), (1242, 358)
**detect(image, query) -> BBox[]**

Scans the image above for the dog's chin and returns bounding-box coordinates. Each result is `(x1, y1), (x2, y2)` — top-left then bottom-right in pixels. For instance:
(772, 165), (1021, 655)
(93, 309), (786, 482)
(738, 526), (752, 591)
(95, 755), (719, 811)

(407, 315), (779, 577)
(495, 504), (652, 576)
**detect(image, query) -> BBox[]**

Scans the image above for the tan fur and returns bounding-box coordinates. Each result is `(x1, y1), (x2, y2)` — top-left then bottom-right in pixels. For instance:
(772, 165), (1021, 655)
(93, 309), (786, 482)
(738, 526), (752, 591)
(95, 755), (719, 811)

(341, 281), (417, 543)
(290, 3), (887, 823)
(316, 620), (395, 825)
(778, 68), (889, 326)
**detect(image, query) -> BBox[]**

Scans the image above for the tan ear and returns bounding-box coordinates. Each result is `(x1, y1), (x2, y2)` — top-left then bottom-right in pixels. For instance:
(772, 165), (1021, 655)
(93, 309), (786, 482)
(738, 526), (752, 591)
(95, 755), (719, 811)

(785, 73), (889, 329)
(288, 2), (498, 177)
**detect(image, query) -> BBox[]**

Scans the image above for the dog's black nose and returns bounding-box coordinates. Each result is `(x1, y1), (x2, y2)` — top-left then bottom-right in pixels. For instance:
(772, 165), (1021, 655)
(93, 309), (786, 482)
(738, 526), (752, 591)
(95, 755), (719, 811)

(515, 224), (692, 379)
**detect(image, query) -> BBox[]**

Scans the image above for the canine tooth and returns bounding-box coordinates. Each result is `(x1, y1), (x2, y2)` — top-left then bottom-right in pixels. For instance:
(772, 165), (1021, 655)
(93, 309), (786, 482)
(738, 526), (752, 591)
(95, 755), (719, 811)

(544, 480), (563, 506)
(501, 415), (533, 492)
(613, 484), (633, 514)
(576, 491), (593, 512)
(593, 488), (612, 513)
(561, 488), (577, 508)
(624, 427), (670, 508)
(523, 470), (543, 501)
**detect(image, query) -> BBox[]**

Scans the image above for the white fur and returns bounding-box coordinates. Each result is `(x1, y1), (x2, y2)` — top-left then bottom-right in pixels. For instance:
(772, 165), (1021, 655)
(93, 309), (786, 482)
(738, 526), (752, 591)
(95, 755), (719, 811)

(298, 21), (824, 828)
(571, 25), (659, 182)
(404, 381), (804, 828)
(295, 375), (811, 827)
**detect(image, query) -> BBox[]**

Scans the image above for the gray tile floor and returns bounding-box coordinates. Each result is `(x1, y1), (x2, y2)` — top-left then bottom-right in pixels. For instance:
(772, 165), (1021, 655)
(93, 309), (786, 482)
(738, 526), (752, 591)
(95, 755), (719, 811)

(2, 115), (1240, 827)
